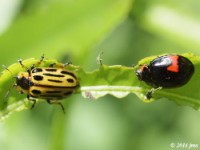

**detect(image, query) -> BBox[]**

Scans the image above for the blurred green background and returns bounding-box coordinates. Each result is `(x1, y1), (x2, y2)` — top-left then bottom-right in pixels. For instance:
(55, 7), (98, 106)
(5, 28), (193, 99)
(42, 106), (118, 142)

(0, 0), (200, 150)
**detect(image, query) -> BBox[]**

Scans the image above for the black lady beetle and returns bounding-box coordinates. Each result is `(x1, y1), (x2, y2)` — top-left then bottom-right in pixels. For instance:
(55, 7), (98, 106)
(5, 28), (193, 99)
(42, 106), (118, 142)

(136, 55), (194, 99)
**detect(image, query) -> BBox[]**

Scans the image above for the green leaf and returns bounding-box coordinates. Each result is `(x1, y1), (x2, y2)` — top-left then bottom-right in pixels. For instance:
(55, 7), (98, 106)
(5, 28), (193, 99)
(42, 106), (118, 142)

(1, 53), (200, 120)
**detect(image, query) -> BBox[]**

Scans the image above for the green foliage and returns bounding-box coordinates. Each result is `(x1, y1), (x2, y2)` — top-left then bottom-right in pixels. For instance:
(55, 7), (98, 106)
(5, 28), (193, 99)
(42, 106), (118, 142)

(1, 0), (200, 150)
(1, 53), (200, 119)
(0, 0), (133, 65)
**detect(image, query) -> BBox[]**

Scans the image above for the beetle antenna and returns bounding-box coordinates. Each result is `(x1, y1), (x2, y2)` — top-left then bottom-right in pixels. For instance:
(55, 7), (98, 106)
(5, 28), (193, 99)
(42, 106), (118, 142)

(2, 65), (14, 77)
(38, 54), (45, 65)
(18, 58), (29, 71)
(3, 83), (17, 102)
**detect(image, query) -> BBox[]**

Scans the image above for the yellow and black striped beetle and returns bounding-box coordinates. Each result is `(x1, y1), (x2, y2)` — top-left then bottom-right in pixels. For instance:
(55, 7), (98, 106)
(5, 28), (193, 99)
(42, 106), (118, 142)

(15, 56), (79, 112)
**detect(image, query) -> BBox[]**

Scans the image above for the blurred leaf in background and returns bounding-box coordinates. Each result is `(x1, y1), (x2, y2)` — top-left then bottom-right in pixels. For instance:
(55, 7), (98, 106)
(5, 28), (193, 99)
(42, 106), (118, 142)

(0, 0), (200, 150)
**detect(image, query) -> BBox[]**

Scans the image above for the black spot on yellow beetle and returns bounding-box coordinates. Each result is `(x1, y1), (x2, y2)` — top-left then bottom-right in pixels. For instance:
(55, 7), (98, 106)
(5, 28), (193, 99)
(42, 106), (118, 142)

(32, 89), (42, 94)
(67, 78), (74, 83)
(33, 75), (44, 81)
(45, 68), (57, 72)
(43, 73), (65, 77)
(48, 79), (62, 83)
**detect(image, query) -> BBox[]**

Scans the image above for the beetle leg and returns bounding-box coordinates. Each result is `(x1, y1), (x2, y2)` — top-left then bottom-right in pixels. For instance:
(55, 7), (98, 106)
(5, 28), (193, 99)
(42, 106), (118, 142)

(47, 99), (65, 113)
(49, 62), (72, 68)
(27, 95), (36, 109)
(49, 63), (56, 67)
(146, 87), (162, 99)
(63, 62), (72, 67)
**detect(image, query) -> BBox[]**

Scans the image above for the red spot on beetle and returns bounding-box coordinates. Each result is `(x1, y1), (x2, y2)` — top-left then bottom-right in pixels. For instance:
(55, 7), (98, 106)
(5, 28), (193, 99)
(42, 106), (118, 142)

(167, 55), (179, 72)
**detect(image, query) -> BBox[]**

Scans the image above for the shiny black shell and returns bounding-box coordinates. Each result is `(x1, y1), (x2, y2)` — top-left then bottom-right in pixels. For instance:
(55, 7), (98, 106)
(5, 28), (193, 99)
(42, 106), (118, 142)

(136, 55), (194, 88)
